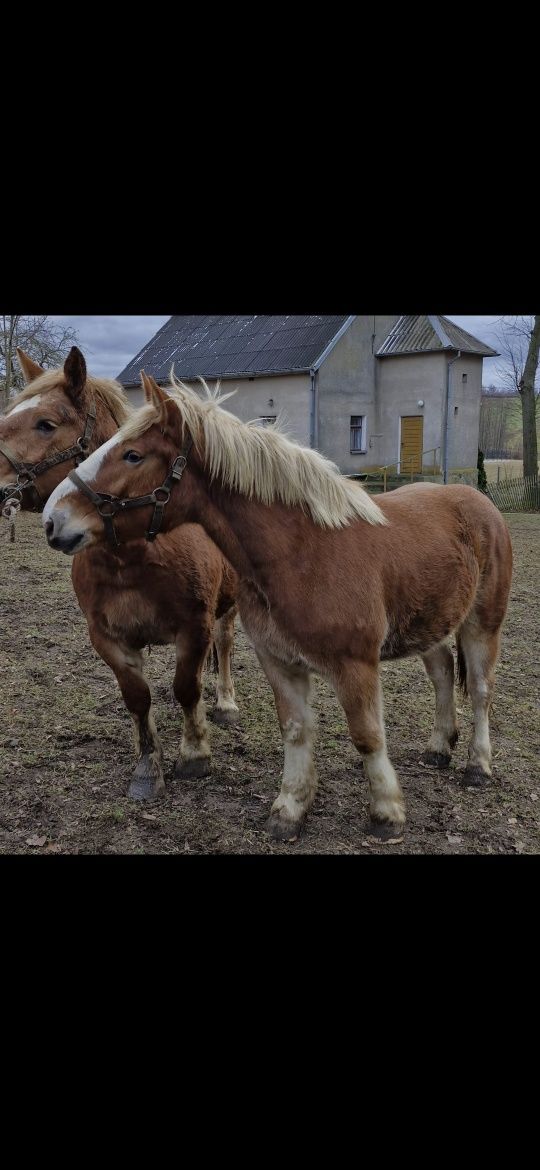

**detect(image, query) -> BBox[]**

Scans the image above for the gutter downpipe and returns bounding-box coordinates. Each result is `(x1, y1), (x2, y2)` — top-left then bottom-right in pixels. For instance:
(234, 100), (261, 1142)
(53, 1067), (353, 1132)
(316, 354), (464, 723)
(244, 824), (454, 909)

(443, 350), (461, 484)
(309, 367), (317, 448)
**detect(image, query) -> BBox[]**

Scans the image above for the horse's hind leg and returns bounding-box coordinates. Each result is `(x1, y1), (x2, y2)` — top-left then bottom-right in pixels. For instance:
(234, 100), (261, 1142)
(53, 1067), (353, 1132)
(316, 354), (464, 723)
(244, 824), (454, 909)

(173, 627), (213, 778)
(457, 618), (501, 787)
(210, 607), (240, 726)
(421, 643), (459, 767)
(253, 645), (316, 841)
(334, 661), (406, 839)
(89, 630), (165, 801)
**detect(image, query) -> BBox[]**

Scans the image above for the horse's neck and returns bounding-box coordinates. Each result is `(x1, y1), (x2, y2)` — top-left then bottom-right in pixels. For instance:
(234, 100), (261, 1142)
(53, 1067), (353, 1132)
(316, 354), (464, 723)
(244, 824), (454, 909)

(191, 475), (305, 587)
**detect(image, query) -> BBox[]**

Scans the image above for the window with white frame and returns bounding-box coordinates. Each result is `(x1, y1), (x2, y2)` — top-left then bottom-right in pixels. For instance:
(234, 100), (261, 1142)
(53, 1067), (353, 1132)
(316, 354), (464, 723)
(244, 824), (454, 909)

(350, 415), (366, 453)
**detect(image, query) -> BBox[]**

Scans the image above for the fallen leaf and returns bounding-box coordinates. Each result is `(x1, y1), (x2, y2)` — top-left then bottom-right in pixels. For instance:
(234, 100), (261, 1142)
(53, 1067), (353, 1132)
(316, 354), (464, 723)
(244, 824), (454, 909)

(141, 813), (157, 821)
(529, 793), (538, 802)
(45, 843), (63, 854)
(446, 833), (463, 846)
(514, 841), (525, 853)
(508, 817), (518, 825)
(26, 835), (47, 848)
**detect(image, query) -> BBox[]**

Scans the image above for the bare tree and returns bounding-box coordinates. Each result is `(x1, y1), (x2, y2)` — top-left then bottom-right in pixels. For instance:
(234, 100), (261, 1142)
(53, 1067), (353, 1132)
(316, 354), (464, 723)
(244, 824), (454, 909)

(479, 395), (522, 458)
(0, 316), (79, 411)
(495, 316), (540, 478)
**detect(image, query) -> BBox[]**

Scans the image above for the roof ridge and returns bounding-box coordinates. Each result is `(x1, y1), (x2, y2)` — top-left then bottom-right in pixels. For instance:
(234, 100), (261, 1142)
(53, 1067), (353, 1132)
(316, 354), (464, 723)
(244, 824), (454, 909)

(427, 314), (452, 348)
(439, 314), (491, 351)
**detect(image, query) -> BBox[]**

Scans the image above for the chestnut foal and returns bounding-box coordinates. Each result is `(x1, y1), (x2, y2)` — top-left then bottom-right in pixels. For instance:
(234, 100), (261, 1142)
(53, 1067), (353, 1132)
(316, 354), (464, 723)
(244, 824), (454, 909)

(1, 350), (239, 799)
(43, 374), (513, 840)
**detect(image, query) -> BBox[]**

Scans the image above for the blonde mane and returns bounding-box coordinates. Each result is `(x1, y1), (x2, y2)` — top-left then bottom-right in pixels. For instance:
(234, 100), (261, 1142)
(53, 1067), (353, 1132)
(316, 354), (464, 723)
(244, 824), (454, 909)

(121, 374), (386, 530)
(7, 369), (132, 428)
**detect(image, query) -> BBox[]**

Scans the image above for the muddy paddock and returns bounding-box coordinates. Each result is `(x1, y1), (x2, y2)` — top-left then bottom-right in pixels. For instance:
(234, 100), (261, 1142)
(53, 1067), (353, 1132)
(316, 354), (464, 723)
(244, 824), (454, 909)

(0, 511), (538, 855)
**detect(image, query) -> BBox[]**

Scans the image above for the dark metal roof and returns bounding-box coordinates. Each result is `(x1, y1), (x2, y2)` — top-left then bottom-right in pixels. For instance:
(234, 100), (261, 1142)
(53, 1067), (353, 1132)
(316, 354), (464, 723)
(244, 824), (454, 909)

(376, 315), (498, 358)
(117, 315), (350, 385)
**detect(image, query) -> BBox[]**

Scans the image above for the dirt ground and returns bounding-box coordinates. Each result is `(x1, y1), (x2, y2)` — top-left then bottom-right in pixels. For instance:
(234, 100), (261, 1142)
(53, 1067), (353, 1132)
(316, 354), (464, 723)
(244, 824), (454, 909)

(0, 511), (539, 855)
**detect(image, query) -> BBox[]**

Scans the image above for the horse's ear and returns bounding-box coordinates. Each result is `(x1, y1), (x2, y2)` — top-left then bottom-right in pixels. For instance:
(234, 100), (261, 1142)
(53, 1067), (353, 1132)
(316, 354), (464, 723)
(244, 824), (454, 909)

(140, 370), (182, 442)
(141, 371), (168, 408)
(140, 371), (166, 406)
(16, 349), (45, 384)
(63, 346), (87, 401)
(161, 397), (184, 446)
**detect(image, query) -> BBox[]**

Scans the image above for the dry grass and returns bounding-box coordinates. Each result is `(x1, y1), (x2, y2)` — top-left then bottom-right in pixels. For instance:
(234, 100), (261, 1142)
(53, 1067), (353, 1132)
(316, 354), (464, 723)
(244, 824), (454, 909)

(1, 511), (539, 854)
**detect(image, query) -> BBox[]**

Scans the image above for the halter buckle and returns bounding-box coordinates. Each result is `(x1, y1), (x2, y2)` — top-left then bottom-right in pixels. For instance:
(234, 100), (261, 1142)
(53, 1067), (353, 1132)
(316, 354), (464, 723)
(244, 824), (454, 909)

(172, 455), (188, 477)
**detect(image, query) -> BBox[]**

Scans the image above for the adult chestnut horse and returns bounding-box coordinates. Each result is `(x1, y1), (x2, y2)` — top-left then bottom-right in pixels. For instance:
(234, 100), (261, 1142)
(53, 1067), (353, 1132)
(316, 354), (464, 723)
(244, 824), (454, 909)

(43, 374), (513, 840)
(1, 351), (239, 799)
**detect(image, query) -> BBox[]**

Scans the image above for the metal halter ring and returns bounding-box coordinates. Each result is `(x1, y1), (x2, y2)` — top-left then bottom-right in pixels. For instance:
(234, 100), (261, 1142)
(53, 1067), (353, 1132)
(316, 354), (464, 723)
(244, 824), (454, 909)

(151, 487), (171, 504)
(15, 471), (35, 490)
(97, 499), (120, 517)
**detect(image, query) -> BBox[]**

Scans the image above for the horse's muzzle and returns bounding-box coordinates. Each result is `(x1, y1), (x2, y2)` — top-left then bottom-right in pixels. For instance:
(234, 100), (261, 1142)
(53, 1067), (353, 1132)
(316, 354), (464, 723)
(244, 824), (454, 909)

(45, 512), (86, 555)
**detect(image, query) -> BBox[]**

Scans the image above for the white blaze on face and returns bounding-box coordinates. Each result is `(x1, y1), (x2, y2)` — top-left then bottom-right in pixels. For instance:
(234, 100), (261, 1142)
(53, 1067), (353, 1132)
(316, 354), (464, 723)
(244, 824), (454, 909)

(43, 432), (122, 526)
(9, 394), (42, 415)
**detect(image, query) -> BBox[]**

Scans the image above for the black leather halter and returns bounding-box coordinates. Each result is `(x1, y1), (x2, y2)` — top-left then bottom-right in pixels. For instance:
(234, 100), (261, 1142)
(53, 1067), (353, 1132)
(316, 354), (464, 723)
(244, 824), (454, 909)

(67, 435), (193, 548)
(0, 401), (97, 507)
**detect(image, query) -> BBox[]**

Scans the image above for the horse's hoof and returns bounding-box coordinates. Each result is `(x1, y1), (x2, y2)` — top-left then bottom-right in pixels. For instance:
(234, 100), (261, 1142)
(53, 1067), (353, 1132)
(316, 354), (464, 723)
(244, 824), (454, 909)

(209, 707), (240, 727)
(127, 772), (166, 801)
(175, 756), (212, 778)
(367, 820), (405, 843)
(423, 750), (451, 768)
(461, 765), (490, 788)
(267, 812), (304, 842)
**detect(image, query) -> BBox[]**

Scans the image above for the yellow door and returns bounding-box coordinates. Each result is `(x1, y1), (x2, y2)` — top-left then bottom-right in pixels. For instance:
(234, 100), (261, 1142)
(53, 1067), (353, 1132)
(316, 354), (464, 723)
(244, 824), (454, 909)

(400, 416), (424, 475)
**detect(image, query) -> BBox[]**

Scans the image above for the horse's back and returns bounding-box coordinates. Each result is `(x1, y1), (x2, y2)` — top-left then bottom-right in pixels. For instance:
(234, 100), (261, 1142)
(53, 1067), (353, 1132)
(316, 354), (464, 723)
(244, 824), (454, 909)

(379, 483), (513, 628)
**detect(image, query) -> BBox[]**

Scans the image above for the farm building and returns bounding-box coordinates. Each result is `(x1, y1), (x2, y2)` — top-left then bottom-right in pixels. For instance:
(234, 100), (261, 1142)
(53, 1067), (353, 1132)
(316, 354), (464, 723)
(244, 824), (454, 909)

(117, 315), (497, 481)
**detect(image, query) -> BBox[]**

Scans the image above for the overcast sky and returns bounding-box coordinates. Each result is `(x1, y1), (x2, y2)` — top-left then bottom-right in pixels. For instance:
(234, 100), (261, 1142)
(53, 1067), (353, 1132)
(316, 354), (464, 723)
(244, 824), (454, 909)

(51, 314), (507, 387)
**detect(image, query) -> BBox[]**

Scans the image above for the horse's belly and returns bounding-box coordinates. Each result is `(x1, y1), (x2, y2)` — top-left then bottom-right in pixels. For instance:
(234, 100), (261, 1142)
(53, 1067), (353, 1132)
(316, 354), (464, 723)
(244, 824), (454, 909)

(380, 602), (466, 660)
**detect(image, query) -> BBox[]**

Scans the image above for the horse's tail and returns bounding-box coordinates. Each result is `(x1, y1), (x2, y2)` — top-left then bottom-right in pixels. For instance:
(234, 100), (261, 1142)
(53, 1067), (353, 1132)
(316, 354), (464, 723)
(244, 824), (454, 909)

(455, 632), (468, 696)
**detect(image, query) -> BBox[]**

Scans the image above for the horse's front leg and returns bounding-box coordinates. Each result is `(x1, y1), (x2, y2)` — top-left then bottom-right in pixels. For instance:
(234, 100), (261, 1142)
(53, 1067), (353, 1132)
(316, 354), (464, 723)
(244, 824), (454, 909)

(253, 644), (316, 841)
(210, 606), (240, 726)
(89, 629), (166, 801)
(173, 628), (213, 778)
(334, 659), (406, 839)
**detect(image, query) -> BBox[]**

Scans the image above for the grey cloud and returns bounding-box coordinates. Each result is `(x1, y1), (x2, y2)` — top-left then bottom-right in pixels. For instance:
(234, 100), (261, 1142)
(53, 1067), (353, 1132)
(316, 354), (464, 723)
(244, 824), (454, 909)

(50, 316), (170, 380)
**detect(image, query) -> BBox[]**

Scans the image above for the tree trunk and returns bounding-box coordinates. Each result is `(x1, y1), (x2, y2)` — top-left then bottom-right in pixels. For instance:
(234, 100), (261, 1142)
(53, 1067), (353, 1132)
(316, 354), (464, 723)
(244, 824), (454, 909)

(519, 314), (540, 479)
(1, 316), (18, 413)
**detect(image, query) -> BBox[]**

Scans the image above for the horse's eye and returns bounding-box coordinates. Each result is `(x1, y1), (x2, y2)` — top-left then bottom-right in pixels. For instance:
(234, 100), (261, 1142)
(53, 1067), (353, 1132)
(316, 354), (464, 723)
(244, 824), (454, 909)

(36, 420), (56, 433)
(123, 450), (143, 464)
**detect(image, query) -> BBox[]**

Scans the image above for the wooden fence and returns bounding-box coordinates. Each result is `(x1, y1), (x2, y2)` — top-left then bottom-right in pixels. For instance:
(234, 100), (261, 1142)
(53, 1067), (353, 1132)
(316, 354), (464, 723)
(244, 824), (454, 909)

(486, 475), (540, 512)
